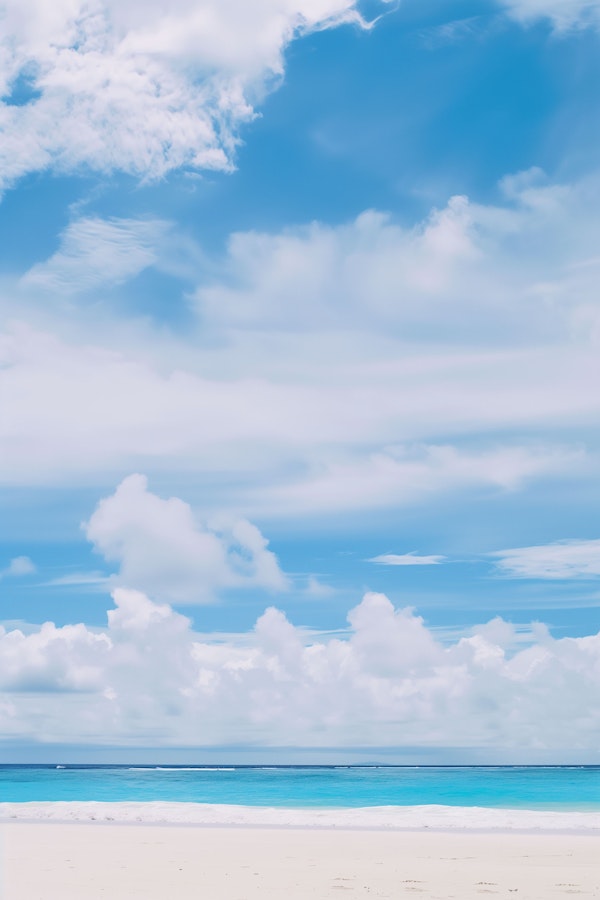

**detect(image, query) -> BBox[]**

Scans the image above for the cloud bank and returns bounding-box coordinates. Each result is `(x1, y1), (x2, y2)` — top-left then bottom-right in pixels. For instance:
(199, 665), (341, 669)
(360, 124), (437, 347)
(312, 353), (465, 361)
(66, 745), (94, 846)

(0, 589), (598, 750)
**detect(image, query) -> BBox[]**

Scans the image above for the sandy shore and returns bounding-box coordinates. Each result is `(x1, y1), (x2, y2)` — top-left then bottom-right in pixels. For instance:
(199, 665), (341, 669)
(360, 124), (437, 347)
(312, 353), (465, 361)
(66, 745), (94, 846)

(2, 820), (599, 899)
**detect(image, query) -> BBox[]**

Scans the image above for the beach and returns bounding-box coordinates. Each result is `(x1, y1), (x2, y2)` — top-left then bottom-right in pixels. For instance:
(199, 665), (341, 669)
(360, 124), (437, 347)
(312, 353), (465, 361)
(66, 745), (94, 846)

(2, 806), (599, 899)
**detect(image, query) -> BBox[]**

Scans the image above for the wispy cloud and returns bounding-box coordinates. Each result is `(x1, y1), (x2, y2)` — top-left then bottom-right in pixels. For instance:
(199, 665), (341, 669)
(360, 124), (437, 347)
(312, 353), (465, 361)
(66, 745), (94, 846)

(419, 15), (492, 50)
(492, 539), (600, 579)
(303, 575), (337, 597)
(21, 217), (170, 294)
(368, 552), (446, 566)
(501, 0), (600, 31)
(44, 572), (111, 589)
(258, 443), (579, 516)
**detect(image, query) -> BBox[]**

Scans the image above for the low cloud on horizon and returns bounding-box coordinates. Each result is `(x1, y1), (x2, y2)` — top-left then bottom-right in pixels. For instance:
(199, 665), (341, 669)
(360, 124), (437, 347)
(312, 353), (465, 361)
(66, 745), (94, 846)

(1, 588), (598, 753)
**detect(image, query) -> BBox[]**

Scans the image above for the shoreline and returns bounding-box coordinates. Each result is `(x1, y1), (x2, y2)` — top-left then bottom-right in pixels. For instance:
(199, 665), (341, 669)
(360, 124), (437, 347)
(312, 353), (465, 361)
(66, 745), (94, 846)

(1, 800), (599, 833)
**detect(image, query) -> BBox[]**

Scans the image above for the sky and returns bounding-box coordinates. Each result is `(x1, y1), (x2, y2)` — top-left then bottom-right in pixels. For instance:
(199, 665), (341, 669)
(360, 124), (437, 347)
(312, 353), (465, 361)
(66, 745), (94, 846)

(0, 0), (599, 762)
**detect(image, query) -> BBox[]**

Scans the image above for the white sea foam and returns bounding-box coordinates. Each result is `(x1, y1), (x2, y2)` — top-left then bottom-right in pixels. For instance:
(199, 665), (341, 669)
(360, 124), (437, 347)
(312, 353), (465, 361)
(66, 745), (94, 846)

(127, 767), (236, 772)
(1, 802), (598, 833)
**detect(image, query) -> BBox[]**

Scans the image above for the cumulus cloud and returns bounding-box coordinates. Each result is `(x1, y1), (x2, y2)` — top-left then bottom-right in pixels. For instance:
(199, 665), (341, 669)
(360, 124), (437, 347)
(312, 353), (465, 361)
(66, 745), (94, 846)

(492, 539), (600, 579)
(0, 589), (598, 749)
(0, 0), (375, 191)
(84, 474), (288, 602)
(501, 0), (600, 30)
(369, 553), (446, 566)
(0, 557), (36, 579)
(0, 621), (110, 693)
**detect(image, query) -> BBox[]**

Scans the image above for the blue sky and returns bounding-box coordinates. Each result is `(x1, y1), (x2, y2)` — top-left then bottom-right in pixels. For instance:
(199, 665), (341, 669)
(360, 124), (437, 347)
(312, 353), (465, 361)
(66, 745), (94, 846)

(1, 0), (600, 760)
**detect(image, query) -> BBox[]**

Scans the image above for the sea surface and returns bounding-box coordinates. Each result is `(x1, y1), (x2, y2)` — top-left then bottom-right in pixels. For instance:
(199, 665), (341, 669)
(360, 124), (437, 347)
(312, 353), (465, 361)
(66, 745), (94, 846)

(1, 765), (598, 811)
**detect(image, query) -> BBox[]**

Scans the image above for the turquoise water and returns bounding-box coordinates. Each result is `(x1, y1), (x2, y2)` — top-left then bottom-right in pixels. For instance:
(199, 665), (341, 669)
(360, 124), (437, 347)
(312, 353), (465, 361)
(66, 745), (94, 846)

(1, 766), (598, 810)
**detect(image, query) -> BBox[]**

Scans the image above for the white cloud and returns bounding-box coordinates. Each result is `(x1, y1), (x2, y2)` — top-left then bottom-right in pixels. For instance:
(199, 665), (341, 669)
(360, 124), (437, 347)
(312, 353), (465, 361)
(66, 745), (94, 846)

(501, 0), (600, 30)
(0, 321), (587, 515)
(0, 556), (36, 579)
(0, 620), (110, 693)
(492, 539), (600, 579)
(44, 572), (110, 588)
(195, 171), (600, 343)
(257, 443), (580, 515)
(21, 217), (170, 294)
(369, 552), (446, 566)
(84, 474), (288, 603)
(0, 589), (598, 749)
(0, 0), (592, 193)
(195, 200), (482, 333)
(2, 171), (600, 516)
(420, 16), (488, 50)
(0, 0), (374, 191)
(304, 575), (337, 597)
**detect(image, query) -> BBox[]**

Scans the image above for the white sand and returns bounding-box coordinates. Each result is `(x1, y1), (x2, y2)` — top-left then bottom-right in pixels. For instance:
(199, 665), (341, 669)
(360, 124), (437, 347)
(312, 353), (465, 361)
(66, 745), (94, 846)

(2, 821), (599, 899)
(1, 805), (599, 900)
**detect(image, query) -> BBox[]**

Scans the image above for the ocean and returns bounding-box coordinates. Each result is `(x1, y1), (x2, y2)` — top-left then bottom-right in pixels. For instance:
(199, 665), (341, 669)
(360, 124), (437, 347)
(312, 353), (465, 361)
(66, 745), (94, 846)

(1, 765), (598, 811)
